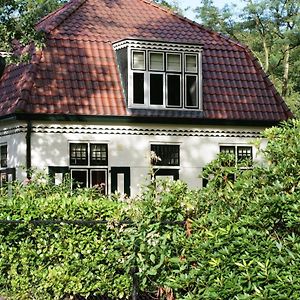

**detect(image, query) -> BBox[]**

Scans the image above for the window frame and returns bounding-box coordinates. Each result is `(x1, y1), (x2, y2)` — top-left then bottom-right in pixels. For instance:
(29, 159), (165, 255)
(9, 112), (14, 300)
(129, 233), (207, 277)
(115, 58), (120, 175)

(166, 73), (182, 108)
(150, 144), (180, 167)
(184, 74), (198, 109)
(219, 145), (253, 169)
(148, 51), (165, 72)
(127, 45), (201, 110)
(0, 144), (7, 168)
(131, 50), (146, 71)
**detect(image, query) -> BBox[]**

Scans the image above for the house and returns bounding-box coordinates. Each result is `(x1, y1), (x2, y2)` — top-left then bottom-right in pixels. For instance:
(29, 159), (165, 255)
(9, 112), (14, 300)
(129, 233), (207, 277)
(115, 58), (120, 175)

(0, 0), (292, 196)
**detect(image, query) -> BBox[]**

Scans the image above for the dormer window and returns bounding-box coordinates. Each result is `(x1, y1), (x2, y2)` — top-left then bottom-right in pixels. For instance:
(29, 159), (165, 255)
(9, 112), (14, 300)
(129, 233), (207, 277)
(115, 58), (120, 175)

(113, 39), (202, 110)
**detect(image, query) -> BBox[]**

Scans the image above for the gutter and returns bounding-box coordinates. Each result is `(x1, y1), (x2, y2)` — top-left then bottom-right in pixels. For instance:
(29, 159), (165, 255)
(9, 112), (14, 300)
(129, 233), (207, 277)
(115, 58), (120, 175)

(26, 120), (32, 178)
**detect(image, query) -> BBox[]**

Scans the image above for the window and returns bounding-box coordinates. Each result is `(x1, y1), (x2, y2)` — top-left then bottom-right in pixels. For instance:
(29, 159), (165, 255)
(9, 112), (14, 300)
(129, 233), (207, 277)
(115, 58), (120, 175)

(130, 51), (199, 109)
(220, 145), (253, 168)
(113, 40), (202, 111)
(151, 144), (180, 166)
(150, 144), (180, 180)
(69, 143), (108, 194)
(0, 144), (7, 168)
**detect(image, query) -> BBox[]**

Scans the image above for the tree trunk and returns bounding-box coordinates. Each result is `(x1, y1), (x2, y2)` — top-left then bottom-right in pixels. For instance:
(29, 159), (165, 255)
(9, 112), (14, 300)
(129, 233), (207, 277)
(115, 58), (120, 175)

(263, 38), (269, 73)
(282, 44), (290, 97)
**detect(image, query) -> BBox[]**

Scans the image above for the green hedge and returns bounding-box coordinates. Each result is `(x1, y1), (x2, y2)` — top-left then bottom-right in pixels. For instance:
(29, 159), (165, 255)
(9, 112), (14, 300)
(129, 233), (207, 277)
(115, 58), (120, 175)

(0, 119), (300, 299)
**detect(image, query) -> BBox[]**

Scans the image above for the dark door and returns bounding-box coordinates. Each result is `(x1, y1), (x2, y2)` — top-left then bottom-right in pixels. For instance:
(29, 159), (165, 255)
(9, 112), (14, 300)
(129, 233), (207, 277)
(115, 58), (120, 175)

(111, 167), (131, 196)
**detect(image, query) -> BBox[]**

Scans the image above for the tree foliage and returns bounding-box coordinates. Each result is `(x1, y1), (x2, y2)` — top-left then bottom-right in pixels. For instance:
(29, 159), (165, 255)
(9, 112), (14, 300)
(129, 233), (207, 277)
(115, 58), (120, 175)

(0, 120), (300, 299)
(195, 0), (300, 117)
(0, 0), (67, 53)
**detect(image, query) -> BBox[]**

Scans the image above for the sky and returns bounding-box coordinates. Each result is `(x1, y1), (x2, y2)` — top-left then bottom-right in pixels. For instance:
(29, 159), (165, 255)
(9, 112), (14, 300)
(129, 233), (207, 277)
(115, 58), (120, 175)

(181, 0), (245, 21)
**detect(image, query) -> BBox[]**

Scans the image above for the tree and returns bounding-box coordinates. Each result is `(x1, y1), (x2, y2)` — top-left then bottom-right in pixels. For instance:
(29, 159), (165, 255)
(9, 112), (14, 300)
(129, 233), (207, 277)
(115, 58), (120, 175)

(195, 0), (300, 117)
(0, 0), (67, 55)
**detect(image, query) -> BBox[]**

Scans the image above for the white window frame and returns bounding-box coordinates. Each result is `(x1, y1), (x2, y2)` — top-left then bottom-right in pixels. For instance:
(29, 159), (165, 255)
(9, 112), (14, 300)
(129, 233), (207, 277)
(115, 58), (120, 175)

(122, 40), (202, 111)
(166, 53), (182, 72)
(149, 71), (165, 108)
(166, 73), (182, 108)
(131, 50), (146, 70)
(149, 51), (165, 71)
(185, 74), (199, 109)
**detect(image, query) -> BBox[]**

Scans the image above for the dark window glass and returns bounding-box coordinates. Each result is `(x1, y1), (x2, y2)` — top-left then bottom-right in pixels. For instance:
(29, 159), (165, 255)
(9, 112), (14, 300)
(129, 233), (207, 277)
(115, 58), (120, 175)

(186, 75), (198, 107)
(150, 74), (164, 105)
(70, 143), (88, 165)
(237, 146), (253, 166)
(220, 146), (235, 155)
(133, 73), (144, 104)
(91, 170), (107, 195)
(71, 170), (88, 189)
(90, 144), (108, 166)
(151, 145), (180, 166)
(0, 145), (7, 168)
(0, 56), (5, 79)
(167, 75), (181, 107)
(220, 146), (236, 167)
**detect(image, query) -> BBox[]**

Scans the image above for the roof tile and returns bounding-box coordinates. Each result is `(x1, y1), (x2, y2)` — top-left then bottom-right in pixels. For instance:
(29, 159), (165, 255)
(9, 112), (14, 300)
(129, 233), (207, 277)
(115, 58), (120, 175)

(0, 0), (292, 121)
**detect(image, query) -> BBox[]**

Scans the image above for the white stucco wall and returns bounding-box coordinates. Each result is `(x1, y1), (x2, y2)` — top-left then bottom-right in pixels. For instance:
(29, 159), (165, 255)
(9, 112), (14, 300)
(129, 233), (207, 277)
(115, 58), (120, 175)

(26, 121), (267, 195)
(0, 121), (27, 180)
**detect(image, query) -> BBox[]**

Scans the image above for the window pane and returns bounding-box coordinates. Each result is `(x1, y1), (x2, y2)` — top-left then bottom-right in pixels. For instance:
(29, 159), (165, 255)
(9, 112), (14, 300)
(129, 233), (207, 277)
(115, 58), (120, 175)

(133, 73), (144, 104)
(237, 146), (253, 166)
(167, 74), (181, 107)
(70, 143), (88, 165)
(220, 146), (235, 167)
(0, 145), (7, 168)
(150, 74), (164, 105)
(91, 170), (106, 194)
(220, 146), (235, 154)
(90, 144), (108, 166)
(149, 52), (164, 71)
(71, 170), (87, 189)
(186, 75), (198, 107)
(132, 51), (145, 69)
(151, 145), (180, 166)
(186, 55), (197, 72)
(167, 54), (181, 71)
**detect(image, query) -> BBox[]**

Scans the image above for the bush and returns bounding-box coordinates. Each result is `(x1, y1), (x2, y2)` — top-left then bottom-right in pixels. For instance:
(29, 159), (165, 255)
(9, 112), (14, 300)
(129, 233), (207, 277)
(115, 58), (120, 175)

(1, 119), (300, 299)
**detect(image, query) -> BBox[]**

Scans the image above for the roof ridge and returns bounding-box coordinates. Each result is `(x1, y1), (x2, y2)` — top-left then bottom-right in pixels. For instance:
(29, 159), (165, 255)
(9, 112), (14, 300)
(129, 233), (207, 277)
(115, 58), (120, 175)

(37, 0), (87, 33)
(141, 0), (248, 51)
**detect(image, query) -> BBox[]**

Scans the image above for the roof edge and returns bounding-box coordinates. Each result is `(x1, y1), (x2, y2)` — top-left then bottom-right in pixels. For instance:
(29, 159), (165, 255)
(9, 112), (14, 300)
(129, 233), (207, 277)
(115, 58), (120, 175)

(4, 113), (285, 127)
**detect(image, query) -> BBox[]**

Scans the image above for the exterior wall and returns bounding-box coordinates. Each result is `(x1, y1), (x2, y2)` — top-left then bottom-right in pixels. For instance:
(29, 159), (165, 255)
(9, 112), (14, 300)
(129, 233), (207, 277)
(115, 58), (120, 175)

(0, 122), (27, 180)
(26, 121), (266, 195)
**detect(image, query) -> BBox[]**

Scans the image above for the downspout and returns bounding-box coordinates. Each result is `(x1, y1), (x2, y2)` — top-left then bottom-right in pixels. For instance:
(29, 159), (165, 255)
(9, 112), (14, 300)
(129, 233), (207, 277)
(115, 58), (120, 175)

(26, 120), (32, 179)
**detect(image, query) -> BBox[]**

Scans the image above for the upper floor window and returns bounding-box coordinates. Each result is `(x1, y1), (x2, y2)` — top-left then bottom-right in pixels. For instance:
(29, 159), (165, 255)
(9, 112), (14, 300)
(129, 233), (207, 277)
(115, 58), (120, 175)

(113, 40), (202, 111)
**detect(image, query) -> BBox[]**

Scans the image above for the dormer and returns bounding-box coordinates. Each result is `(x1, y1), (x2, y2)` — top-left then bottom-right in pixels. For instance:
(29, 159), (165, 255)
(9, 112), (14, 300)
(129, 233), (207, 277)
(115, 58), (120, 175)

(113, 39), (203, 111)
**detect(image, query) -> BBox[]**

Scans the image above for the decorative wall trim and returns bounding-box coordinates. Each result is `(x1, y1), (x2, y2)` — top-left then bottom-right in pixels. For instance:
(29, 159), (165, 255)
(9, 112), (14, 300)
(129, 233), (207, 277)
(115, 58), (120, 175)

(113, 39), (202, 53)
(32, 125), (261, 138)
(0, 125), (27, 137)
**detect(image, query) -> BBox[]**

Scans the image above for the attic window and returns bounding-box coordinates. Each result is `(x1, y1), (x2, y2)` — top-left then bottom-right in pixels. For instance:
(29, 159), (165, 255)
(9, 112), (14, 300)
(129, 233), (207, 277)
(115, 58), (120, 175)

(113, 40), (202, 110)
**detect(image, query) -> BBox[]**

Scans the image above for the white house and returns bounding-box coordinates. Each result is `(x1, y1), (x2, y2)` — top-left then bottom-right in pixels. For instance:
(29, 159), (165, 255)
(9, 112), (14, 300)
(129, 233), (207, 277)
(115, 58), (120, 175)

(0, 0), (292, 196)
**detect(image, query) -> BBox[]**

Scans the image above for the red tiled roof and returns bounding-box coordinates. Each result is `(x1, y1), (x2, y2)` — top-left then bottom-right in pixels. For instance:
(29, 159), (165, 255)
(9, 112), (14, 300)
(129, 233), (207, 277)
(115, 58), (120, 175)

(0, 0), (292, 121)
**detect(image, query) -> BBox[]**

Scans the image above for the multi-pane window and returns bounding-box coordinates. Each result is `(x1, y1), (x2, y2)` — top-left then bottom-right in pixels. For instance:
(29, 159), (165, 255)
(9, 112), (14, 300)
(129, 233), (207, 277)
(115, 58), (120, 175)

(0, 145), (7, 168)
(220, 145), (253, 168)
(90, 144), (108, 166)
(70, 143), (88, 165)
(70, 143), (108, 166)
(151, 144), (180, 166)
(69, 142), (108, 194)
(131, 50), (199, 109)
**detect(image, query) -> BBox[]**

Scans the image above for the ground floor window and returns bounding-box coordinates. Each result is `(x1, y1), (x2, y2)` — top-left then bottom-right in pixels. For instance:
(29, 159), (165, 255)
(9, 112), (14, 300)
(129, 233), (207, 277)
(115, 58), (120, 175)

(71, 169), (107, 194)
(151, 144), (180, 180)
(0, 168), (16, 186)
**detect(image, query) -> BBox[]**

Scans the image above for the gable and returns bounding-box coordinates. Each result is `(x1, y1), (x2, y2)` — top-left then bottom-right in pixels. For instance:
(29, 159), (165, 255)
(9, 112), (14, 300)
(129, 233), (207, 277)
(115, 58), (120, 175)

(0, 0), (292, 122)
